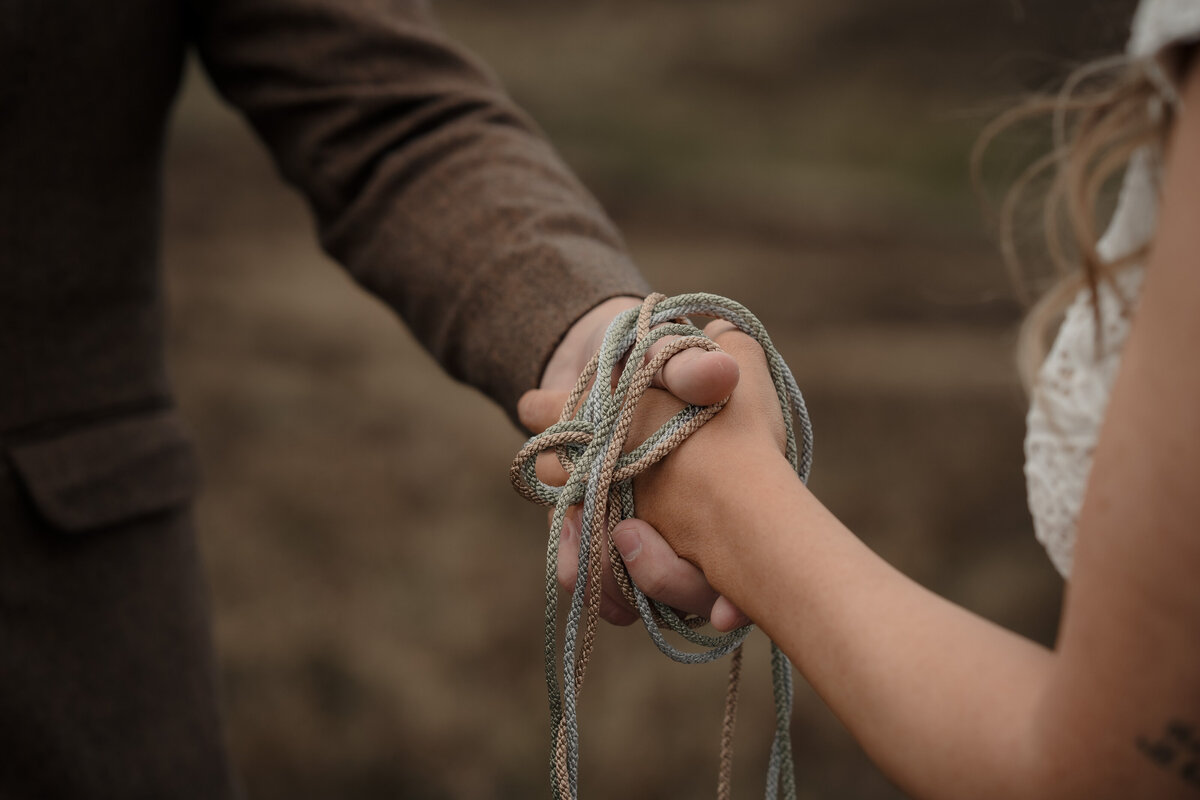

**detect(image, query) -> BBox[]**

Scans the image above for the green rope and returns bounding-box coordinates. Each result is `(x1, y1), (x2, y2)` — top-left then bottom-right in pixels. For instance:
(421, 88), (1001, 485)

(511, 292), (812, 799)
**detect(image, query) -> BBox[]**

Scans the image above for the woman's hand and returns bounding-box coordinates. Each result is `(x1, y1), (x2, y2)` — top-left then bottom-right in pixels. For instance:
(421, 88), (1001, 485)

(622, 320), (791, 573)
(517, 300), (755, 627)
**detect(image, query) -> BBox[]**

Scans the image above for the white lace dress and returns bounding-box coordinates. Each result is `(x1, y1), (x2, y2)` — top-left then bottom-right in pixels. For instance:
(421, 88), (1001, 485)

(1024, 0), (1200, 577)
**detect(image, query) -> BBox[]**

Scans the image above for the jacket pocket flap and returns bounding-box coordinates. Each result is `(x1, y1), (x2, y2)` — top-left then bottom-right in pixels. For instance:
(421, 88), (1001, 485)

(8, 409), (199, 533)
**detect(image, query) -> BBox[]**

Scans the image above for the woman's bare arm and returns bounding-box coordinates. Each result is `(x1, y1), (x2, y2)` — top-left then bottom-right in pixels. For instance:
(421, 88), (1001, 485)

(1034, 56), (1200, 798)
(616, 60), (1200, 800)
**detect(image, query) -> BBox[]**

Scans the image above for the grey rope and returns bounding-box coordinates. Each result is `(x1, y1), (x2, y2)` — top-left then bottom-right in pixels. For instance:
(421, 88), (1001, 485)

(510, 292), (813, 799)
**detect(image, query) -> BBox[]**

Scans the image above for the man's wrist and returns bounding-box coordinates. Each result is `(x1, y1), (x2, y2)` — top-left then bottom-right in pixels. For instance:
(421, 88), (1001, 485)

(540, 295), (643, 391)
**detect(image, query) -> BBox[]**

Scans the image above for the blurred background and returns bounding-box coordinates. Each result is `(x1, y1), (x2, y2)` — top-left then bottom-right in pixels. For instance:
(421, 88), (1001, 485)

(165, 1), (1137, 797)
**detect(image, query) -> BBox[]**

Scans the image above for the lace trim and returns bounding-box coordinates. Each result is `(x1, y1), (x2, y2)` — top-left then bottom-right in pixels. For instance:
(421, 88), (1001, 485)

(1023, 140), (1159, 577)
(1024, 268), (1142, 576)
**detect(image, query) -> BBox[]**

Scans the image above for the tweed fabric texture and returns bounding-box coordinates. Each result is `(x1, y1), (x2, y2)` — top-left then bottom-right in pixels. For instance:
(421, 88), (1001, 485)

(1, 1), (649, 795)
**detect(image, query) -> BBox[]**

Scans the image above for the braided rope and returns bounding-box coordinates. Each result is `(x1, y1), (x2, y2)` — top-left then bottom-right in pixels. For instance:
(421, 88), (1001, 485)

(510, 292), (812, 799)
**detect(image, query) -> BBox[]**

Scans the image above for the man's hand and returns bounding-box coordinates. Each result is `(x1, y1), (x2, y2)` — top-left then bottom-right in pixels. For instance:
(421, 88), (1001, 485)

(516, 296), (749, 630)
(519, 296), (740, 425)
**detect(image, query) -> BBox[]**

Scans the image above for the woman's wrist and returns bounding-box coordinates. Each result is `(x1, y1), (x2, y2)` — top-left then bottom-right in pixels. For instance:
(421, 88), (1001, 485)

(688, 443), (805, 593)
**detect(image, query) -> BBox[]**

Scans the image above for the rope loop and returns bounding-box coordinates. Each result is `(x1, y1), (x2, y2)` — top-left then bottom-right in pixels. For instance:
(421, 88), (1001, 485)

(510, 292), (811, 799)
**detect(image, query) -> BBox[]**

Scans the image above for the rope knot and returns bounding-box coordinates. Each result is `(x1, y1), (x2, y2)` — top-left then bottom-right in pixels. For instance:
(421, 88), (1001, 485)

(511, 293), (727, 509)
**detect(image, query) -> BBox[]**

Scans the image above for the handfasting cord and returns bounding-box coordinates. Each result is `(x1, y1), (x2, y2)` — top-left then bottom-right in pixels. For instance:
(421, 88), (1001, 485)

(510, 293), (813, 799)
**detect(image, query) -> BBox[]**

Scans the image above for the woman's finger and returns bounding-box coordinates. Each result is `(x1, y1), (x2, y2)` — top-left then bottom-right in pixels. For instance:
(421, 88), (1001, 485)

(710, 595), (751, 632)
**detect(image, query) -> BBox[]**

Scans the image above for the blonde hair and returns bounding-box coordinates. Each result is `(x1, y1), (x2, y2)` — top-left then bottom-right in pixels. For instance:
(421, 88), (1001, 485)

(973, 55), (1174, 388)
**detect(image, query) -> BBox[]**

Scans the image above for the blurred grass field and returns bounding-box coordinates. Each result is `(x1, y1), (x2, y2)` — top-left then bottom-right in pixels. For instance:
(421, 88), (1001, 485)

(164, 1), (1135, 797)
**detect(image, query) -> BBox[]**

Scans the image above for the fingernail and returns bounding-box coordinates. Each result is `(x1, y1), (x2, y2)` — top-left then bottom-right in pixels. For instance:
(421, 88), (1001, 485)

(613, 526), (641, 562)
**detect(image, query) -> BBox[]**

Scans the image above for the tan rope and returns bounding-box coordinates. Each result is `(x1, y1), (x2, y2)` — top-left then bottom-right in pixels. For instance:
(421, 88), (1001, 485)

(719, 645), (744, 800)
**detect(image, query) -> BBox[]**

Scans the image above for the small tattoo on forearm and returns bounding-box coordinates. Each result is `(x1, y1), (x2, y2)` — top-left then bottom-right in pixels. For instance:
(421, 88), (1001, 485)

(1136, 719), (1200, 790)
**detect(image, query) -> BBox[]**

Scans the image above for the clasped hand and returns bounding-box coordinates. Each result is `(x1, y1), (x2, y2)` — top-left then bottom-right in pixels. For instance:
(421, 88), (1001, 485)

(518, 297), (788, 632)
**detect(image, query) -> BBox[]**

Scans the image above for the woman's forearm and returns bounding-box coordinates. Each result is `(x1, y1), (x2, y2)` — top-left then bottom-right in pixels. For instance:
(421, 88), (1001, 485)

(691, 451), (1057, 800)
(627, 317), (1198, 799)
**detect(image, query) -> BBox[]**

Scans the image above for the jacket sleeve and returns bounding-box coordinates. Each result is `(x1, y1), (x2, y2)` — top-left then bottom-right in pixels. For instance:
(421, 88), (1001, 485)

(185, 0), (650, 418)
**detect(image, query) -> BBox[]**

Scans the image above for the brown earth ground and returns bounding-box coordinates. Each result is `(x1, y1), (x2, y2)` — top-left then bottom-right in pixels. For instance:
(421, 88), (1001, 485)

(164, 1), (1136, 797)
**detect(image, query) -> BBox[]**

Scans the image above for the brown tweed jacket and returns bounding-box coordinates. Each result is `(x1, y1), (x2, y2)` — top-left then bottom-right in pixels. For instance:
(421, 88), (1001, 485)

(0, 1), (647, 796)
